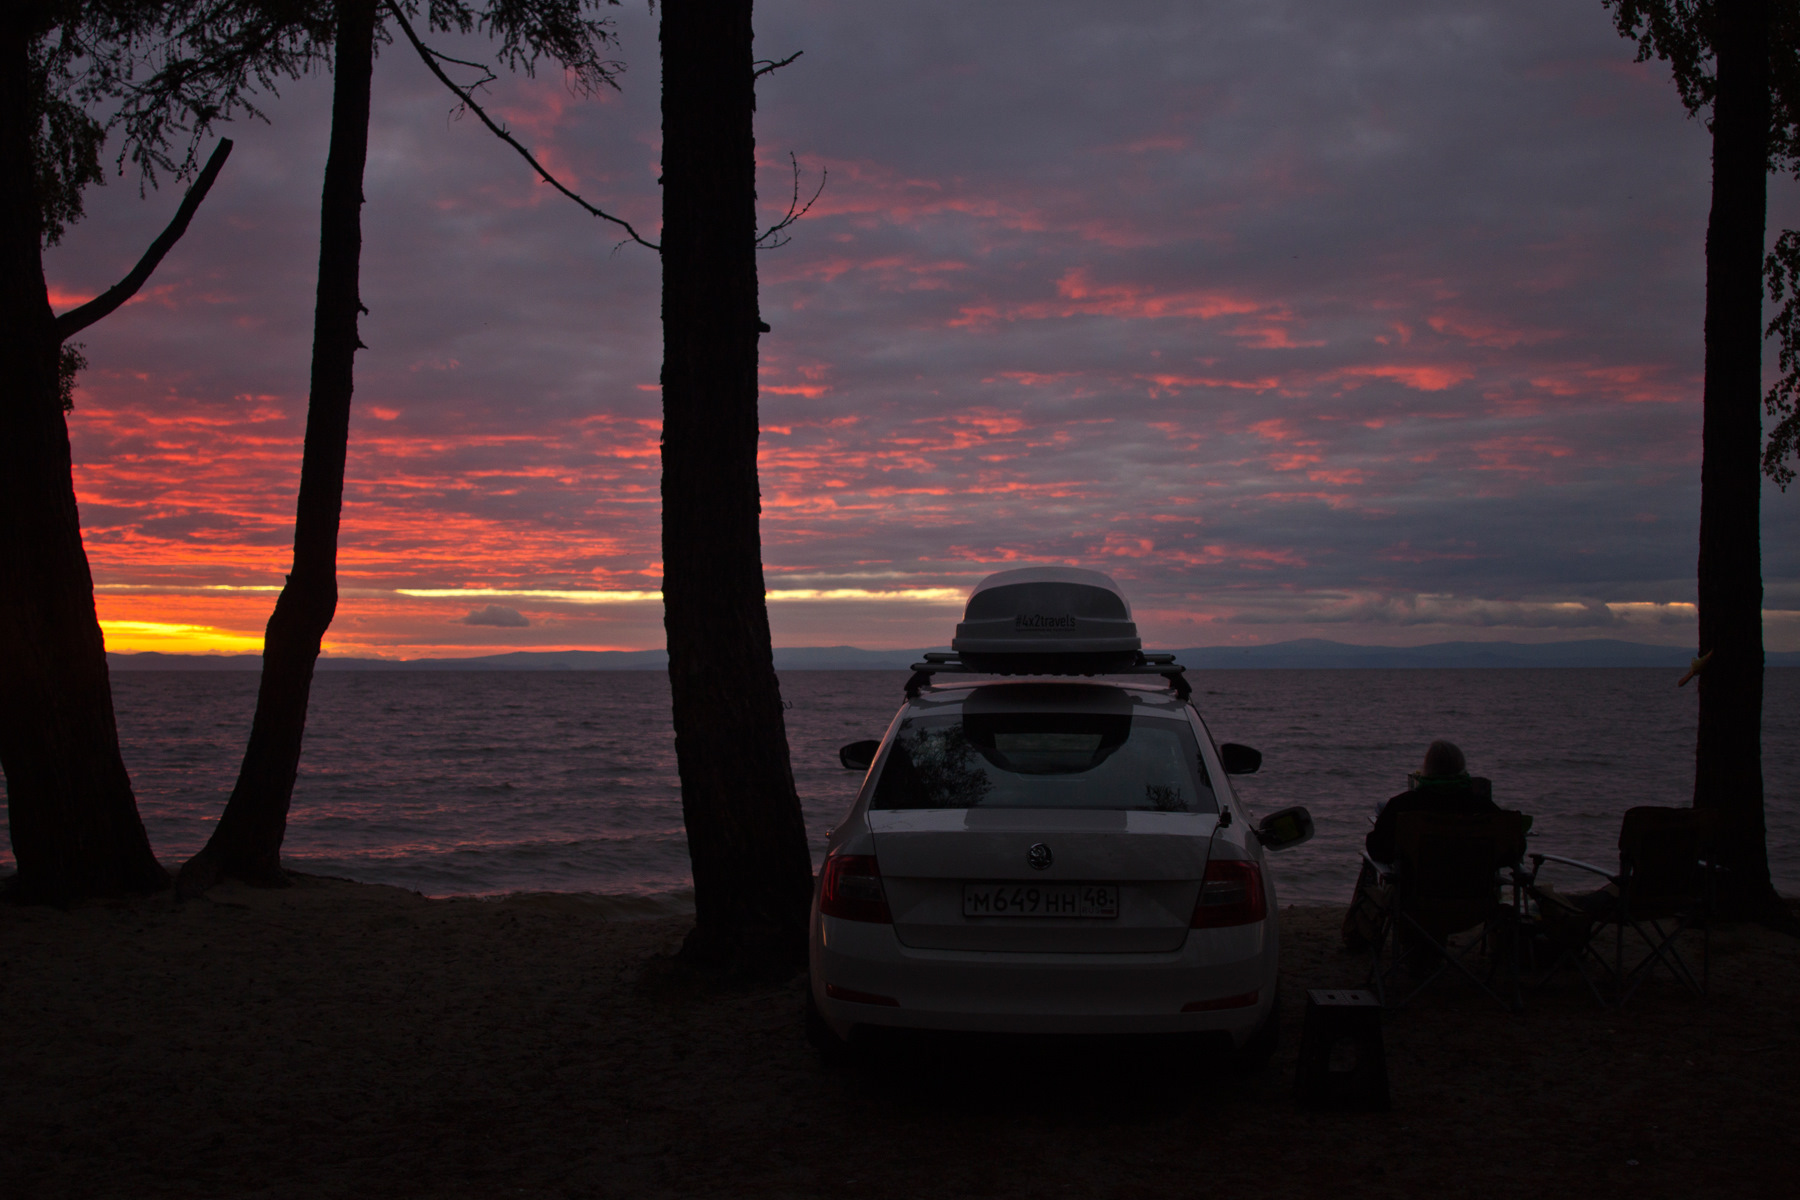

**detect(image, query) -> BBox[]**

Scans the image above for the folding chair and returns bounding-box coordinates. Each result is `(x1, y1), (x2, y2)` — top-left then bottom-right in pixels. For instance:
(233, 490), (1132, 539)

(1524, 806), (1716, 1005)
(1364, 810), (1529, 1012)
(1517, 879), (1612, 1007)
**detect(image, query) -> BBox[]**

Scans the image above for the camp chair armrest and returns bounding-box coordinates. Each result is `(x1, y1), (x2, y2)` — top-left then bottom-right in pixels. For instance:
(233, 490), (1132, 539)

(1532, 852), (1615, 881)
(1361, 851), (1395, 880)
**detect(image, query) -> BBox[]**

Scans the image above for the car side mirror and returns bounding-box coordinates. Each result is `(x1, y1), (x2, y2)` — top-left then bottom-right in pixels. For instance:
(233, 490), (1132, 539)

(1219, 742), (1262, 775)
(839, 739), (881, 771)
(1255, 806), (1314, 850)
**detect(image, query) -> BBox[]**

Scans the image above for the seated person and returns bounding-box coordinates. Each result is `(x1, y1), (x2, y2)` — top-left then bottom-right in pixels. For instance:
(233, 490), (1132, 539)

(1364, 739), (1496, 864)
(1343, 739), (1498, 949)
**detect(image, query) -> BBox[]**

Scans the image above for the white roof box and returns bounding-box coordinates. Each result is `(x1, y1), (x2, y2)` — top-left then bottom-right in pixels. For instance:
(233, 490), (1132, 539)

(951, 566), (1143, 672)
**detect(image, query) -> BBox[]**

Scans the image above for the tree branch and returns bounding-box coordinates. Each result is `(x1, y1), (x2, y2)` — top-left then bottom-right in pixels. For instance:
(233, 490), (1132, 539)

(385, 0), (660, 253)
(54, 138), (233, 342)
(753, 51), (803, 79)
(755, 151), (826, 249)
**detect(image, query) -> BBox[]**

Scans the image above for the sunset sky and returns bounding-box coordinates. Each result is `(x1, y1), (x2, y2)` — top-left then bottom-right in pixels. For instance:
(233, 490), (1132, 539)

(48, 0), (1800, 658)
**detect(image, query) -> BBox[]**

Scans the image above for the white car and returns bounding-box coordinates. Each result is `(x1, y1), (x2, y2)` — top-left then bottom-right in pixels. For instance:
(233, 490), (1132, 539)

(806, 567), (1312, 1059)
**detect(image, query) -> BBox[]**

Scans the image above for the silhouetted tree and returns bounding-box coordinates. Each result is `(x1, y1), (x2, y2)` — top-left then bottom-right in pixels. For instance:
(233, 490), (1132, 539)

(393, 0), (817, 972)
(1606, 0), (1800, 917)
(178, 0), (620, 894)
(659, 0), (815, 973)
(1, 1), (278, 902)
(175, 0), (377, 893)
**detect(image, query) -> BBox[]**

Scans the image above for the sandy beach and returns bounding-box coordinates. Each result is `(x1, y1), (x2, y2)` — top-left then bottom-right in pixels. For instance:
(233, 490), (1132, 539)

(3, 874), (1797, 1199)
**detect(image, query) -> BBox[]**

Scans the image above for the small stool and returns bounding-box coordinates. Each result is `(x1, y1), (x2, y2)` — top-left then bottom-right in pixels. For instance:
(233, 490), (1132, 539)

(1294, 988), (1389, 1110)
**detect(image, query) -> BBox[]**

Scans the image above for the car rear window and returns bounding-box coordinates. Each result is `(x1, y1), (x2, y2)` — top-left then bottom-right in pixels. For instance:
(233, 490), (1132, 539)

(871, 712), (1217, 812)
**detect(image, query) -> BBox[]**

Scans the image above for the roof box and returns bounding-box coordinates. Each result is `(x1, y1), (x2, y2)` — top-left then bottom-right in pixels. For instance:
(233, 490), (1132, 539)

(951, 566), (1143, 673)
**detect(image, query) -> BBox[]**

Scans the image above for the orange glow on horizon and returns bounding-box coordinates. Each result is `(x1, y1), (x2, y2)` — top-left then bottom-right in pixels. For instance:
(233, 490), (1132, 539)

(101, 620), (266, 655)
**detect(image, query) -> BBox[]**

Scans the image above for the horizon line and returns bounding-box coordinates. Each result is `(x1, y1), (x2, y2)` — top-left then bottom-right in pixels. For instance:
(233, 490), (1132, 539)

(99, 634), (1763, 663)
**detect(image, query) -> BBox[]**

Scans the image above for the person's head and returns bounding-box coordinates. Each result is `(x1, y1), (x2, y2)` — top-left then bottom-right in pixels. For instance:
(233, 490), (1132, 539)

(1420, 739), (1466, 778)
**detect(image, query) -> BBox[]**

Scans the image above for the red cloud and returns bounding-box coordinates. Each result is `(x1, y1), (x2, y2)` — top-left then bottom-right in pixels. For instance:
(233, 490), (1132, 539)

(951, 268), (1266, 327)
(1337, 364), (1475, 391)
(1140, 373), (1282, 396)
(1427, 312), (1563, 348)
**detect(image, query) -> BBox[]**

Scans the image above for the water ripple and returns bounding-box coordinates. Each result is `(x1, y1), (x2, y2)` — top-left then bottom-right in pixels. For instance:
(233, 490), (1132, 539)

(0, 668), (1793, 903)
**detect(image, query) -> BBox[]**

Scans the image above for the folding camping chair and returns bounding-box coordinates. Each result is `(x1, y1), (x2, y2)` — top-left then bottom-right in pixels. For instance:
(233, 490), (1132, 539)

(1364, 810), (1529, 1012)
(1524, 805), (1716, 1005)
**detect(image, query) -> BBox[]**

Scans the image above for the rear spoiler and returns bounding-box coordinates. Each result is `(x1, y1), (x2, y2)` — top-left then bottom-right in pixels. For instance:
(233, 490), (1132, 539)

(903, 651), (1192, 702)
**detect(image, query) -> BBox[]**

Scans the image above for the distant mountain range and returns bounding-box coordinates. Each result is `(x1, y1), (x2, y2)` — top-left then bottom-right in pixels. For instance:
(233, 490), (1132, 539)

(107, 638), (1800, 671)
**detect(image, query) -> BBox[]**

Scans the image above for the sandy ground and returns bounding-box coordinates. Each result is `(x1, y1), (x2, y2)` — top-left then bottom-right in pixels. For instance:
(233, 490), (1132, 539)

(3, 875), (1798, 1200)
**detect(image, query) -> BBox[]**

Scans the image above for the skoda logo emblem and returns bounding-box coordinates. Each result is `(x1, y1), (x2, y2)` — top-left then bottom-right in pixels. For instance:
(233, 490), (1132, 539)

(1027, 842), (1053, 871)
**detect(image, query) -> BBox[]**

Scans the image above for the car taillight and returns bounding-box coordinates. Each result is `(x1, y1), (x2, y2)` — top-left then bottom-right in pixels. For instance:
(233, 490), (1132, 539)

(819, 854), (892, 923)
(1190, 858), (1266, 928)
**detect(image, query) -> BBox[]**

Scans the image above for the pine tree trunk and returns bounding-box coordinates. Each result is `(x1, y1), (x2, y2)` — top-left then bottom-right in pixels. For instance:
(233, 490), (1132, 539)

(660, 0), (815, 974)
(0, 9), (165, 901)
(178, 0), (377, 895)
(1694, 0), (1775, 912)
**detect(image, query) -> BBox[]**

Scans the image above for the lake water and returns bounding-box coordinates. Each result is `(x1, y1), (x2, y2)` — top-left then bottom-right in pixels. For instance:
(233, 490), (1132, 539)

(2, 669), (1796, 904)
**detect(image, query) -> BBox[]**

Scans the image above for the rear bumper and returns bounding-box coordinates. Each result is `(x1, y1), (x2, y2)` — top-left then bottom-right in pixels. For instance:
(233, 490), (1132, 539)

(809, 910), (1277, 1040)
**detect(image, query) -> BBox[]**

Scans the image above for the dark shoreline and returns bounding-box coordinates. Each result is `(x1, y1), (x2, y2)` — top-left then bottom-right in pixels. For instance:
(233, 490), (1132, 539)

(5, 875), (1797, 1198)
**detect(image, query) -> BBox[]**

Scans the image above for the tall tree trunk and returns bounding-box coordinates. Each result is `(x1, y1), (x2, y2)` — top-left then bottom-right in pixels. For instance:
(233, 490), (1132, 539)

(0, 9), (165, 901)
(660, 0), (814, 974)
(178, 0), (377, 895)
(1695, 0), (1776, 913)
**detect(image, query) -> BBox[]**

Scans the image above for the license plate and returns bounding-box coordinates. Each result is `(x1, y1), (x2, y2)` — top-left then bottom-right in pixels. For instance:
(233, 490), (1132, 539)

(962, 883), (1119, 918)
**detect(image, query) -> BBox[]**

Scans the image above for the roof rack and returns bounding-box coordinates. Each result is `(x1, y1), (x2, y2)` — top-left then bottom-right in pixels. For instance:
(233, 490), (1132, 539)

(904, 651), (1192, 702)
